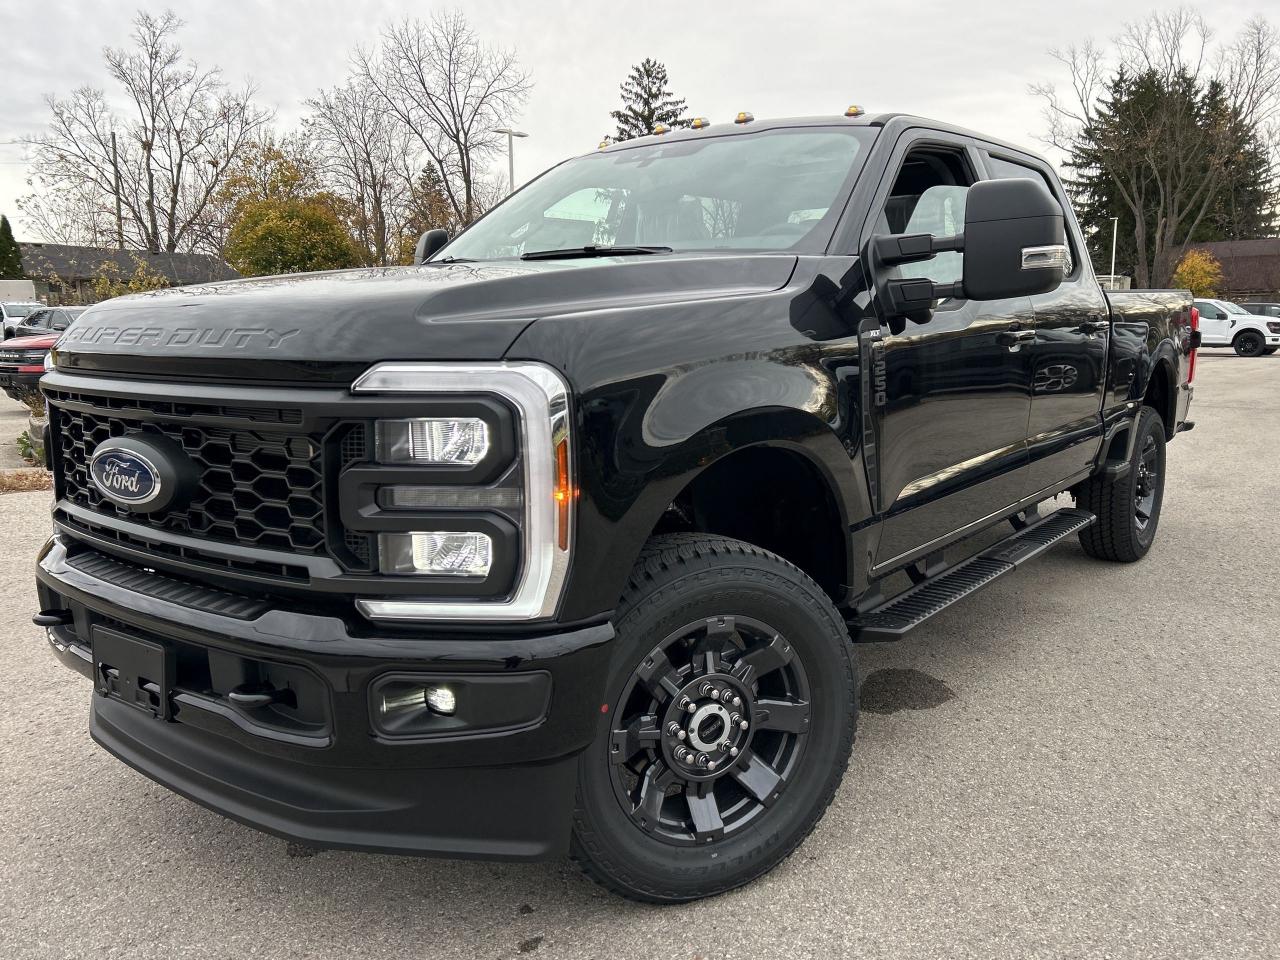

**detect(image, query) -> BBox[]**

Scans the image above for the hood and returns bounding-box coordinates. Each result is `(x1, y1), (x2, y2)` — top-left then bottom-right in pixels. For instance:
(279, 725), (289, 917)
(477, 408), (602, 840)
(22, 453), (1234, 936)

(54, 255), (796, 378)
(3, 334), (58, 350)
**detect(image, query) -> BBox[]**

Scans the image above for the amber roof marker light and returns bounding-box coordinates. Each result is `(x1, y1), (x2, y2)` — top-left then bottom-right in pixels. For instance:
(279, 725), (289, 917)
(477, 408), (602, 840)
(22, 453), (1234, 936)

(734, 111), (755, 124)
(844, 105), (866, 117)
(689, 117), (711, 130)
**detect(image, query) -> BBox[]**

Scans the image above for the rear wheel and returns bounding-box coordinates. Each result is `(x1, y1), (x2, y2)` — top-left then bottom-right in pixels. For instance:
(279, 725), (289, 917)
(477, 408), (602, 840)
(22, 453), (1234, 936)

(570, 534), (856, 903)
(1074, 406), (1166, 562)
(1233, 331), (1265, 357)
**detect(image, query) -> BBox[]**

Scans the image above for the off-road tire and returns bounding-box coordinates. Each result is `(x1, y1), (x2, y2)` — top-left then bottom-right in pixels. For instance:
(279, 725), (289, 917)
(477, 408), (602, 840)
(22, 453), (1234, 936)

(1074, 406), (1166, 562)
(570, 533), (856, 903)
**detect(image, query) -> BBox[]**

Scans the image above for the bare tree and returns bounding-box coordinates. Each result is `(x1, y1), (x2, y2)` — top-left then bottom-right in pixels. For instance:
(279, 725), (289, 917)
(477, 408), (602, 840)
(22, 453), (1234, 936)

(22, 11), (270, 254)
(1032, 11), (1280, 287)
(356, 10), (529, 227)
(305, 80), (414, 265)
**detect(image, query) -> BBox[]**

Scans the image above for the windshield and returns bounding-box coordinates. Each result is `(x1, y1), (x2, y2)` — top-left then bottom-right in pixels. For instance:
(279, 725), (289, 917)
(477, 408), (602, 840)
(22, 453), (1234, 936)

(4, 304), (38, 317)
(440, 127), (877, 261)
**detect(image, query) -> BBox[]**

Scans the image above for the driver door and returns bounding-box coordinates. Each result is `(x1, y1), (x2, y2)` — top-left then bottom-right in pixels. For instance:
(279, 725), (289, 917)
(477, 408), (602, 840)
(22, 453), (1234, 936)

(863, 131), (1036, 570)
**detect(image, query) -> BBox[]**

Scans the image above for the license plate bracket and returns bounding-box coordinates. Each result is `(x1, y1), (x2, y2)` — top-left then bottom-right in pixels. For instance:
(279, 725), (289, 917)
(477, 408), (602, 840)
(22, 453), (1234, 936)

(93, 626), (173, 719)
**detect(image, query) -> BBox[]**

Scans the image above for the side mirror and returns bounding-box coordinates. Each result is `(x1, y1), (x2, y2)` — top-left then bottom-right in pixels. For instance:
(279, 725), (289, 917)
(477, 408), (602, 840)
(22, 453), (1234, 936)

(962, 178), (1067, 301)
(871, 177), (1068, 321)
(413, 229), (450, 265)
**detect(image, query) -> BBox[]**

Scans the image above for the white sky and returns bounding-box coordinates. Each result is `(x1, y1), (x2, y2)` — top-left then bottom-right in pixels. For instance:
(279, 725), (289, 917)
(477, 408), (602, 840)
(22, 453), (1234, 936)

(0, 0), (1267, 242)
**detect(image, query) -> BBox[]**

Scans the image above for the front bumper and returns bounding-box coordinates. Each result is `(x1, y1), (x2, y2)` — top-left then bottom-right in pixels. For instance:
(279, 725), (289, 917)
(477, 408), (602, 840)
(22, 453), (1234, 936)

(37, 535), (614, 860)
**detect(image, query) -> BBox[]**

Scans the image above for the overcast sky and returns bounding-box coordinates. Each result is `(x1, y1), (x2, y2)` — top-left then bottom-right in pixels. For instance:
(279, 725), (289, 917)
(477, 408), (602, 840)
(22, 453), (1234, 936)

(0, 0), (1266, 242)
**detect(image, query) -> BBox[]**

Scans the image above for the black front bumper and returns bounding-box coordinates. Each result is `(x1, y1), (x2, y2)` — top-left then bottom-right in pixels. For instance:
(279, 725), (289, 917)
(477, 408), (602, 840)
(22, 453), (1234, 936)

(37, 536), (615, 860)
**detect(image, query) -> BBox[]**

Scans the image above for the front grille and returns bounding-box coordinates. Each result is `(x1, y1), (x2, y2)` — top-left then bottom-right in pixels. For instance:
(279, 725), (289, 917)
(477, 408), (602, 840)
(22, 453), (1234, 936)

(53, 402), (327, 556)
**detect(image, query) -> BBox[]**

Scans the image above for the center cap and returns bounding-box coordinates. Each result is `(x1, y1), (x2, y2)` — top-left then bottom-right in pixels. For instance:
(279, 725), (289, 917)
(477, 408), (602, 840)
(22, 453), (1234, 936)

(688, 703), (731, 752)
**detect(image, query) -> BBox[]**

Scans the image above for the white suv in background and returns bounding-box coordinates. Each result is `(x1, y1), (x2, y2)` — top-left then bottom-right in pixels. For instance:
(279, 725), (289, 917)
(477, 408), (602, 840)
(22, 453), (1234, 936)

(1193, 298), (1280, 357)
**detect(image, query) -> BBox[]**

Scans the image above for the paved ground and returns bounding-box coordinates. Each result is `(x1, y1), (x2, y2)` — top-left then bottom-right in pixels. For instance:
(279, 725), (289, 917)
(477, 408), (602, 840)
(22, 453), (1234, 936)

(1, 354), (1277, 959)
(0, 393), (35, 469)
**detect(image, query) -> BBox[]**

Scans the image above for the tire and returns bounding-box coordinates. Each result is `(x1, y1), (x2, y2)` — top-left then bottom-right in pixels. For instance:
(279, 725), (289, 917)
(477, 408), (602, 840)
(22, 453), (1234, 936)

(570, 533), (856, 903)
(1233, 331), (1266, 357)
(1074, 406), (1166, 562)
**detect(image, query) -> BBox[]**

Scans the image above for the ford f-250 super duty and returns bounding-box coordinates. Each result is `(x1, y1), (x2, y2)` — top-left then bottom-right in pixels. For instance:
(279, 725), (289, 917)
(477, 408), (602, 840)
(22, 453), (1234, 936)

(35, 111), (1196, 903)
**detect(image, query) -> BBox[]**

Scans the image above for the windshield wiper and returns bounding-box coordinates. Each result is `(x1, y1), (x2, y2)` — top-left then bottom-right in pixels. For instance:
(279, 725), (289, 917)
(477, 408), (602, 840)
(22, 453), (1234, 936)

(520, 245), (673, 261)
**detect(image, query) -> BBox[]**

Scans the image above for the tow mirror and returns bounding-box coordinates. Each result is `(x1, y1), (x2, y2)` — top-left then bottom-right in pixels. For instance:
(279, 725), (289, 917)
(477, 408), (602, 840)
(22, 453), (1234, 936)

(413, 229), (450, 265)
(871, 177), (1067, 323)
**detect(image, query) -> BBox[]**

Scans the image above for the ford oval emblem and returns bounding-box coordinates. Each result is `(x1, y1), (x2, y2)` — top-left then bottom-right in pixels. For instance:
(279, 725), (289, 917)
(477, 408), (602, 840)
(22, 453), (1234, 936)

(89, 444), (162, 507)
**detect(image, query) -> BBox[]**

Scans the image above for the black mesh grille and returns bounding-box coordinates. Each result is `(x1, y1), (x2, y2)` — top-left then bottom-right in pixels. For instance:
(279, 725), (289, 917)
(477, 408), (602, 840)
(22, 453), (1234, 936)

(54, 404), (327, 555)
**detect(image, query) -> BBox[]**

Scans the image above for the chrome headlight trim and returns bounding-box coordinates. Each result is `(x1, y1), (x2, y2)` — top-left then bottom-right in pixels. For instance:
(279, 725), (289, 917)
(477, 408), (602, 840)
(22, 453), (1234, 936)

(350, 361), (572, 622)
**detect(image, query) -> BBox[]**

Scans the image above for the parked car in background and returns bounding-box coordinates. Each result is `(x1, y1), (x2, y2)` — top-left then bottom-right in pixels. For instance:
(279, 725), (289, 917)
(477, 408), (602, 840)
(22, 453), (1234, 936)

(13, 306), (85, 340)
(1, 301), (46, 338)
(1192, 298), (1279, 356)
(1242, 302), (1280, 319)
(0, 333), (58, 403)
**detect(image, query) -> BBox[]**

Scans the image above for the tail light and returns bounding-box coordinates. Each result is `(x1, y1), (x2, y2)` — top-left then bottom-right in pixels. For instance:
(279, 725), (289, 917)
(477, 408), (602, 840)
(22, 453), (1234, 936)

(1188, 306), (1199, 384)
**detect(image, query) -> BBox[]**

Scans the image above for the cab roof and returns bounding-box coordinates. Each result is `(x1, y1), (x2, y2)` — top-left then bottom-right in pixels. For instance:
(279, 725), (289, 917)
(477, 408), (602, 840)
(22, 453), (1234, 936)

(590, 113), (1046, 166)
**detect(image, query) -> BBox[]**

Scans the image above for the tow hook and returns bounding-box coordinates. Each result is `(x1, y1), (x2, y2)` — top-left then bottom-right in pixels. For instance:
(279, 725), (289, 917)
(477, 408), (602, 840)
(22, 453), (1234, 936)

(33, 609), (74, 628)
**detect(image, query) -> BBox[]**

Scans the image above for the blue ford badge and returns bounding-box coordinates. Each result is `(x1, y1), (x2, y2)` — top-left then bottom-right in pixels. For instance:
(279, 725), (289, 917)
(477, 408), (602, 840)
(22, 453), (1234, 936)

(89, 443), (162, 506)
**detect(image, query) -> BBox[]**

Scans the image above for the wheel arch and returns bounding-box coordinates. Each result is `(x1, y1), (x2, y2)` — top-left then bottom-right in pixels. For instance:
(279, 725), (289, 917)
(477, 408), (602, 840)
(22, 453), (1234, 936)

(562, 406), (867, 622)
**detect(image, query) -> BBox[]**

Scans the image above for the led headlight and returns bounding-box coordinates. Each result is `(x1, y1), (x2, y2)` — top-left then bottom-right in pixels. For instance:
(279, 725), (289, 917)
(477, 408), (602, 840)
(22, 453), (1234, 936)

(379, 531), (493, 577)
(376, 418), (489, 465)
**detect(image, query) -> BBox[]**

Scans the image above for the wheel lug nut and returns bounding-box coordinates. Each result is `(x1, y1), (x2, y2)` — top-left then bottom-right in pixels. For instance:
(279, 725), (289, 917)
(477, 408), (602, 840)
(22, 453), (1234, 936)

(707, 760), (718, 771)
(730, 713), (742, 726)
(696, 753), (710, 768)
(731, 695), (742, 707)
(710, 689), (721, 701)
(729, 746), (739, 757)
(677, 730), (687, 741)
(666, 721), (680, 737)
(687, 702), (697, 714)
(677, 696), (691, 711)
(739, 720), (749, 730)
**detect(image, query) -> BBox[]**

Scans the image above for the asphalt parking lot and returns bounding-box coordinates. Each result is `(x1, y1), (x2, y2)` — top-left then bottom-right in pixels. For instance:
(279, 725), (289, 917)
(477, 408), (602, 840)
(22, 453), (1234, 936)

(1, 353), (1277, 960)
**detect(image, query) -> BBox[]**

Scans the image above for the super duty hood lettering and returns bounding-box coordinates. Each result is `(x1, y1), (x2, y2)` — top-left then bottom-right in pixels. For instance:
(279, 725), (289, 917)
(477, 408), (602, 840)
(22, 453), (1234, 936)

(62, 326), (300, 349)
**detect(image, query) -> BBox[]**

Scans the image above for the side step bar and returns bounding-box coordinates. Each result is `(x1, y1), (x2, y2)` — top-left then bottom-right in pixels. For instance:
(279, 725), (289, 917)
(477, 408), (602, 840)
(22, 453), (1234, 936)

(846, 508), (1096, 643)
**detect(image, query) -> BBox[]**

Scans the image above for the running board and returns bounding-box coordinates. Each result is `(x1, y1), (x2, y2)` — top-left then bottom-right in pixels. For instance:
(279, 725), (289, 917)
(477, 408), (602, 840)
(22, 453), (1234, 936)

(846, 508), (1096, 643)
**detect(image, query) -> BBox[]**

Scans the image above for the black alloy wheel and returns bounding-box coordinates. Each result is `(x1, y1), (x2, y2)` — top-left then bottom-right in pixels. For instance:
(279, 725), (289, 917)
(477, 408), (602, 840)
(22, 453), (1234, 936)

(1234, 331), (1265, 357)
(607, 614), (811, 845)
(1133, 431), (1160, 533)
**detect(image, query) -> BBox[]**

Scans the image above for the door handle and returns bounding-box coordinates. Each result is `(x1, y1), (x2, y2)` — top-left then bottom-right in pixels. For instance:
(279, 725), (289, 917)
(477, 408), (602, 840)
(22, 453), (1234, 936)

(1076, 319), (1109, 335)
(996, 328), (1036, 347)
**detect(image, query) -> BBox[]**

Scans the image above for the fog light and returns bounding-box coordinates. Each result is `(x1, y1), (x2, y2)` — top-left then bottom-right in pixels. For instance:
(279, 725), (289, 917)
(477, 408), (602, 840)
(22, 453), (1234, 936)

(376, 418), (489, 465)
(425, 684), (457, 715)
(379, 531), (493, 576)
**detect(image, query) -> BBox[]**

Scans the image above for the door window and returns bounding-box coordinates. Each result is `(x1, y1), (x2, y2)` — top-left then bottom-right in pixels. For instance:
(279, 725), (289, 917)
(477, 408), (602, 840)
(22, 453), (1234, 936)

(985, 154), (1076, 277)
(874, 146), (974, 286)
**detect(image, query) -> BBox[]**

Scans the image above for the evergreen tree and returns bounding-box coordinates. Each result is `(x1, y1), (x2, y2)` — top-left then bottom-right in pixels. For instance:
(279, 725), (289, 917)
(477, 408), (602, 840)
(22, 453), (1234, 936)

(0, 215), (23, 279)
(610, 59), (690, 141)
(1065, 68), (1277, 285)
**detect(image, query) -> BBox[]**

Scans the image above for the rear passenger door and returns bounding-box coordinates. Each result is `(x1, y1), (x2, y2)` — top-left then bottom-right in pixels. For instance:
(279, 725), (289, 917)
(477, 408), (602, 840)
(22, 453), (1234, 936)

(982, 150), (1109, 495)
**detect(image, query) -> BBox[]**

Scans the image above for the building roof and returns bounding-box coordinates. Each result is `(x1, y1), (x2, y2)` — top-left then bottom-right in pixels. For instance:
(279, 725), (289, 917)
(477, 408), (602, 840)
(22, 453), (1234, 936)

(18, 243), (239, 285)
(1190, 238), (1280, 297)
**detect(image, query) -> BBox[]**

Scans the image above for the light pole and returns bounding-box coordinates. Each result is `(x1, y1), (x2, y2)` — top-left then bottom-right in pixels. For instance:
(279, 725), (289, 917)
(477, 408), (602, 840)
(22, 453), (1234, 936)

(493, 127), (529, 195)
(1109, 216), (1119, 290)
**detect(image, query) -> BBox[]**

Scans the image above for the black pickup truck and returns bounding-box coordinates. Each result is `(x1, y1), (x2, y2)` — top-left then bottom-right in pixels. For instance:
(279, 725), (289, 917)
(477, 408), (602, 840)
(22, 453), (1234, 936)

(35, 112), (1195, 903)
